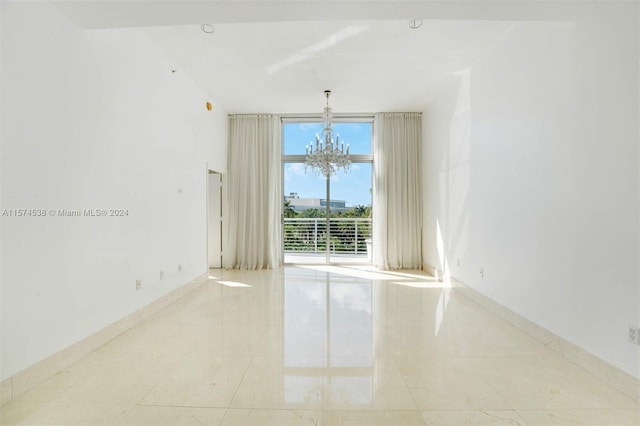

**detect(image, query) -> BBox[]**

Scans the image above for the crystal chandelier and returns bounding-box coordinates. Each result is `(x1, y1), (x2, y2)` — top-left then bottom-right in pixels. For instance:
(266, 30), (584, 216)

(305, 90), (350, 177)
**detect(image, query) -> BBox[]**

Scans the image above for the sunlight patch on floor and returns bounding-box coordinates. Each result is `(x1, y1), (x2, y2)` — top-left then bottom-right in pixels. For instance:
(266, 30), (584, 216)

(217, 280), (252, 288)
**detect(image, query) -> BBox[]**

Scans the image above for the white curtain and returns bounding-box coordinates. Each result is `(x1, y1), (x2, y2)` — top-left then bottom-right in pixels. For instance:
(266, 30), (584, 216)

(224, 115), (282, 269)
(372, 113), (423, 270)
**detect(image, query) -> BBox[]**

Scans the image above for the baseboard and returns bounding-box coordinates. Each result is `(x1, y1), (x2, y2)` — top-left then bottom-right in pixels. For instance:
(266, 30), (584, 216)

(0, 272), (208, 407)
(423, 262), (443, 281)
(451, 276), (640, 402)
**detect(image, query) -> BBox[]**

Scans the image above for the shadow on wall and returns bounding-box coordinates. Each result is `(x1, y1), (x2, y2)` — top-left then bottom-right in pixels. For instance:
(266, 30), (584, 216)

(435, 68), (472, 283)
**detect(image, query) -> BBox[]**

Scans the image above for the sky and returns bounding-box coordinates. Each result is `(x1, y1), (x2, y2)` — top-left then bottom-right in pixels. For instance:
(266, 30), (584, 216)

(283, 122), (372, 207)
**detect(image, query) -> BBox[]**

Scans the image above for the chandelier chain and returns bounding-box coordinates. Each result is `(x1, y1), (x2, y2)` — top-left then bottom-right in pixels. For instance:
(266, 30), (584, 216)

(305, 90), (351, 177)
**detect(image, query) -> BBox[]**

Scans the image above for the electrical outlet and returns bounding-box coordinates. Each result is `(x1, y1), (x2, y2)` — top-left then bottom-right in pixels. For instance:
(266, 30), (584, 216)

(629, 326), (640, 345)
(457, 259), (461, 268)
(160, 271), (164, 280)
(178, 264), (182, 272)
(135, 279), (141, 291)
(479, 268), (484, 278)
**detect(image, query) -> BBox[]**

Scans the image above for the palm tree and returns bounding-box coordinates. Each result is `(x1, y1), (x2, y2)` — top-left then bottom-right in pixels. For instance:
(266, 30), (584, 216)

(301, 208), (324, 218)
(353, 204), (368, 217)
(283, 199), (297, 218)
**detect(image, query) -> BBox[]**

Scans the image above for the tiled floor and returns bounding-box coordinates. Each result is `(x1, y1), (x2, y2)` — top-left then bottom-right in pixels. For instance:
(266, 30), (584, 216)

(1, 265), (638, 425)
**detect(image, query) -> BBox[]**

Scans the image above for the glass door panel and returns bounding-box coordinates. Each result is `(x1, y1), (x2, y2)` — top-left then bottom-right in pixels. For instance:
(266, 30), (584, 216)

(327, 163), (371, 263)
(283, 162), (327, 264)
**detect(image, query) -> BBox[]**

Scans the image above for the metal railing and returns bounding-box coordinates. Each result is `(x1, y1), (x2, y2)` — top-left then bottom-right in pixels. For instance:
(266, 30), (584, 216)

(283, 217), (372, 254)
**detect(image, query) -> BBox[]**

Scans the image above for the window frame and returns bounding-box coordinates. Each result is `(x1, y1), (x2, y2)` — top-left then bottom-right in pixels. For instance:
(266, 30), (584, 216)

(281, 115), (375, 163)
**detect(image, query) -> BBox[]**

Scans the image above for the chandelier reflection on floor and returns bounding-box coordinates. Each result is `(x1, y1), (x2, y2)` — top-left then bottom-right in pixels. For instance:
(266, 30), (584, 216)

(305, 90), (350, 177)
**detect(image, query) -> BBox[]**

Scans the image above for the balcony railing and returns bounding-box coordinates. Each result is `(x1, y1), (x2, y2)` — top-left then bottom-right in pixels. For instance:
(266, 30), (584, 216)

(284, 217), (372, 255)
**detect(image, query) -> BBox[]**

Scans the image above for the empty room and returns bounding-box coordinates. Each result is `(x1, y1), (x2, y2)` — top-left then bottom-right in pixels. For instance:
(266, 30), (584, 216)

(1, 1), (639, 425)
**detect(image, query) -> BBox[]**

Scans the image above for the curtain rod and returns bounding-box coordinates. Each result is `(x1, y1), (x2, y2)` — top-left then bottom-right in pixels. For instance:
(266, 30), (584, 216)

(227, 112), (422, 118)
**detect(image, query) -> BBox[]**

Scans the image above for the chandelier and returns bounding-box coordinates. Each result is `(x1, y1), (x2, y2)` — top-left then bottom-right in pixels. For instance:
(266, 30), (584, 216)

(305, 90), (351, 177)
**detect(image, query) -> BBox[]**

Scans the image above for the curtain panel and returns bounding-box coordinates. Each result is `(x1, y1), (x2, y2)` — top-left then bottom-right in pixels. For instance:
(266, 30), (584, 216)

(225, 115), (282, 269)
(372, 112), (423, 270)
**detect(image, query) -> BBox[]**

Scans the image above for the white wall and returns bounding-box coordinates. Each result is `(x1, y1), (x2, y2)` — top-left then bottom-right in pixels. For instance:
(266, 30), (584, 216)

(0, 1), (228, 380)
(423, 2), (640, 377)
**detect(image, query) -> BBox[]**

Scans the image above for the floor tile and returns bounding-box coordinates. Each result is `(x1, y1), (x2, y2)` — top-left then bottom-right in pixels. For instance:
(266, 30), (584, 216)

(54, 353), (180, 405)
(230, 358), (324, 409)
(140, 354), (252, 408)
(536, 355), (640, 409)
(616, 409), (640, 425)
(323, 358), (418, 410)
(405, 358), (510, 410)
(325, 410), (425, 425)
(221, 409), (322, 425)
(96, 320), (201, 357)
(421, 410), (526, 425)
(516, 408), (639, 425)
(0, 400), (50, 426)
(472, 356), (638, 410)
(13, 400), (131, 425)
(13, 379), (73, 403)
(119, 405), (226, 425)
(471, 356), (574, 409)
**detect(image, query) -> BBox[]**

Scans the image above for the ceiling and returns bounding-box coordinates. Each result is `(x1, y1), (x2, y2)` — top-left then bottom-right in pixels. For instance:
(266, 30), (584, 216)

(53, 1), (596, 113)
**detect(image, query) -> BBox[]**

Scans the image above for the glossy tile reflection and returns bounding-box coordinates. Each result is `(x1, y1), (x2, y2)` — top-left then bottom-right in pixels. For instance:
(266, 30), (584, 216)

(1, 266), (637, 425)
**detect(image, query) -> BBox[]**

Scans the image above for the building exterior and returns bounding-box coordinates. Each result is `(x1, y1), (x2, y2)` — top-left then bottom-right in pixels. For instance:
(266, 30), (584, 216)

(285, 193), (347, 213)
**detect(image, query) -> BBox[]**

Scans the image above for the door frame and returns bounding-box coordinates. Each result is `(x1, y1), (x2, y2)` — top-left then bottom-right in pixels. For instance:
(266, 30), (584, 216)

(280, 116), (374, 264)
(206, 164), (226, 270)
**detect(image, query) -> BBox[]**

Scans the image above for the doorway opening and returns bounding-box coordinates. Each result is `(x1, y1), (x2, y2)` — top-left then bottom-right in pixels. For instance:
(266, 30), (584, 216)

(282, 119), (373, 264)
(207, 169), (223, 269)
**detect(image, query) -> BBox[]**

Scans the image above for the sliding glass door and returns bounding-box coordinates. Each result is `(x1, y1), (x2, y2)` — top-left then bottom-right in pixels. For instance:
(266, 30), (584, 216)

(282, 118), (373, 264)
